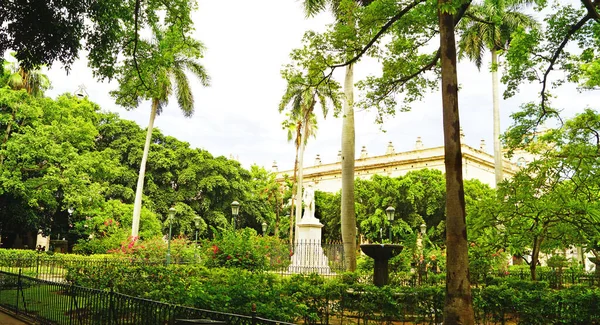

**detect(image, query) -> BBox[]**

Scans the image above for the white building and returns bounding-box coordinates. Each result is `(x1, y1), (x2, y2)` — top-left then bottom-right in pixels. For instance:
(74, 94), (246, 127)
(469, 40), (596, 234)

(276, 136), (530, 192)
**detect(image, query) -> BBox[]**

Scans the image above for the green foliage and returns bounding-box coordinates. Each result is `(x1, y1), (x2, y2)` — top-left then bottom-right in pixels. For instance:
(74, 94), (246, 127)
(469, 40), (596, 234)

(469, 242), (509, 286)
(502, 0), (599, 124)
(482, 109), (600, 278)
(315, 169), (493, 245)
(111, 26), (209, 113)
(457, 0), (538, 69)
(579, 59), (600, 89)
(0, 87), (281, 248)
(473, 281), (600, 325)
(109, 236), (197, 263)
(0, 0), (199, 79)
(315, 190), (342, 241)
(72, 200), (162, 254)
(60, 257), (600, 325)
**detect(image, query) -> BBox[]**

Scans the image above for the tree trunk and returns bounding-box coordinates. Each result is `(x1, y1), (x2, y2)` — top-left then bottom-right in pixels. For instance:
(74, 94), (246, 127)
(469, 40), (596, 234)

(341, 63), (357, 272)
(530, 235), (543, 281)
(439, 3), (475, 324)
(491, 49), (503, 186)
(131, 99), (158, 237)
(275, 197), (280, 238)
(294, 125), (307, 243)
(288, 133), (300, 245)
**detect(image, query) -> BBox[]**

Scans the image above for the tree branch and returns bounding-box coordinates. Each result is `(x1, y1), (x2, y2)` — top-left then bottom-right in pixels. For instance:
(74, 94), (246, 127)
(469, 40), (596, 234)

(330, 0), (428, 69)
(581, 0), (600, 22)
(365, 1), (472, 102)
(540, 14), (592, 113)
(133, 0), (150, 91)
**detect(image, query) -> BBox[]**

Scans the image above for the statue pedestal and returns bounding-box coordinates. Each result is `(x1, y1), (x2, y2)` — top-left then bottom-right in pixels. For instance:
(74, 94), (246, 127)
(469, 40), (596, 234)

(288, 218), (331, 274)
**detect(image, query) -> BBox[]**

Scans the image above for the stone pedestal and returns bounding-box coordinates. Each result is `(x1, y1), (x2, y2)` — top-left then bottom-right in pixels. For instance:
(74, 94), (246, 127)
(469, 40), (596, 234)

(288, 218), (331, 274)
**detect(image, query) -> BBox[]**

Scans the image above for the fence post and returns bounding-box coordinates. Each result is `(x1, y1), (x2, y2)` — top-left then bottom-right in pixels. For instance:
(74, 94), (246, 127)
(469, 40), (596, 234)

(36, 253), (40, 278)
(16, 269), (21, 315)
(251, 303), (257, 325)
(68, 284), (74, 325)
(110, 286), (116, 325)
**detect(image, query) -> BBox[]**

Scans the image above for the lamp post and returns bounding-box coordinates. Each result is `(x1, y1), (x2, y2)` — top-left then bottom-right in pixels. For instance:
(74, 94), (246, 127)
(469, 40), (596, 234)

(194, 216), (201, 244)
(193, 216), (201, 262)
(166, 207), (176, 266)
(262, 222), (267, 236)
(231, 201), (240, 229)
(385, 206), (395, 242)
(420, 223), (426, 236)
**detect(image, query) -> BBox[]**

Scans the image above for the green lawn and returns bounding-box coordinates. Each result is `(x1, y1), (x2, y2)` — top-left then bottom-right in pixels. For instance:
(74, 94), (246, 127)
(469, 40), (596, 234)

(0, 282), (188, 324)
(0, 283), (121, 324)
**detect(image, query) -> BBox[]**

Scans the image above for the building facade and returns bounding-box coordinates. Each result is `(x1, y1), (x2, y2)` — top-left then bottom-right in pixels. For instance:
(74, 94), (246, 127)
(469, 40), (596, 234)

(275, 136), (529, 192)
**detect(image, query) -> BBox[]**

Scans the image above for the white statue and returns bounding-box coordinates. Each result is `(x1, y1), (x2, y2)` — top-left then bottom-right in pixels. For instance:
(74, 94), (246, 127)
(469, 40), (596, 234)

(302, 184), (316, 221)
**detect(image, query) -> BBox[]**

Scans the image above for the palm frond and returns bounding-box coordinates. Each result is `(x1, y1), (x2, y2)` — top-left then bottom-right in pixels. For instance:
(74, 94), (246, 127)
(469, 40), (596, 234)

(303, 0), (328, 17)
(458, 0), (538, 65)
(180, 59), (211, 87)
(7, 73), (24, 90)
(171, 65), (194, 117)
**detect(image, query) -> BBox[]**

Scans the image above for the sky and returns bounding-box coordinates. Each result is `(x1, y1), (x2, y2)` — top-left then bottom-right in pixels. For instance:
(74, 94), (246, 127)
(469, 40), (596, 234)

(43, 0), (597, 173)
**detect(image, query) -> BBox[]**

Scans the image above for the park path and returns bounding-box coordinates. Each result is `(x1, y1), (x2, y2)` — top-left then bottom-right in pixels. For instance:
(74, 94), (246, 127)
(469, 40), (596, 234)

(0, 311), (27, 325)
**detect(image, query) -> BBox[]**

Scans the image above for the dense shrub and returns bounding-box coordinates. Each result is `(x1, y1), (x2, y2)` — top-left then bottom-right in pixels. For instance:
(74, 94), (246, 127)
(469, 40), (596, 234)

(472, 280), (600, 325)
(0, 249), (40, 265)
(199, 228), (290, 271)
(58, 258), (600, 324)
(72, 201), (163, 254)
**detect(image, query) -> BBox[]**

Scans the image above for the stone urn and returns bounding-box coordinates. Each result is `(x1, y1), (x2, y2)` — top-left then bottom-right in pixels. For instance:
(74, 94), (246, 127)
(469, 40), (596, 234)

(360, 244), (403, 287)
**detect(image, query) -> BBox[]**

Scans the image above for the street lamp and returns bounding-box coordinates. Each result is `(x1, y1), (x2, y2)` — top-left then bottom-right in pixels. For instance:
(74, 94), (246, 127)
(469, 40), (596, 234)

(193, 216), (202, 244)
(193, 216), (202, 262)
(386, 206), (395, 242)
(231, 201), (240, 229)
(420, 223), (427, 235)
(166, 207), (176, 266)
(262, 222), (267, 236)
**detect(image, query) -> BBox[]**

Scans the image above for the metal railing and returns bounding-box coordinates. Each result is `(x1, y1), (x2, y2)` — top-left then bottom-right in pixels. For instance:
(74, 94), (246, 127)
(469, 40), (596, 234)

(275, 240), (345, 276)
(497, 269), (600, 287)
(0, 241), (346, 281)
(0, 270), (296, 325)
(0, 256), (168, 283)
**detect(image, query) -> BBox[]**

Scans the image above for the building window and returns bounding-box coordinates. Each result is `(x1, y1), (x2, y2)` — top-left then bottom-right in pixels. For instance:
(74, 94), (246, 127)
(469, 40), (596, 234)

(517, 157), (527, 167)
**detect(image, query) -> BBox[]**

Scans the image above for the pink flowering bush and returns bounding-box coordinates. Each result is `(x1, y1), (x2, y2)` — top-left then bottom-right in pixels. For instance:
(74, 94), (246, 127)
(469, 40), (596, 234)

(200, 228), (289, 271)
(107, 236), (196, 262)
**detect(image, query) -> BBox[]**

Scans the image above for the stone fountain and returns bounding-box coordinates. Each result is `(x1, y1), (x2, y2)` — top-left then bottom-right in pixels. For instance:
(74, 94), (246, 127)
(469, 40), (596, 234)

(360, 244), (403, 287)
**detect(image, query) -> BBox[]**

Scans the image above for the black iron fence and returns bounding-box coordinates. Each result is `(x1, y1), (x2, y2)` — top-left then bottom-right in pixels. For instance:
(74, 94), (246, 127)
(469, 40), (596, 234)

(0, 270), (296, 325)
(497, 268), (600, 287)
(1, 251), (596, 288)
(277, 240), (345, 276)
(0, 256), (168, 283)
(0, 241), (346, 281)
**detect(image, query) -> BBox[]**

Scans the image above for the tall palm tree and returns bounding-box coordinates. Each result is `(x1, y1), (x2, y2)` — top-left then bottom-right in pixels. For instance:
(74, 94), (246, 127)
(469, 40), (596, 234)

(458, 0), (537, 186)
(279, 68), (341, 244)
(111, 28), (210, 237)
(283, 111), (318, 243)
(303, 0), (369, 271)
(281, 117), (301, 242)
